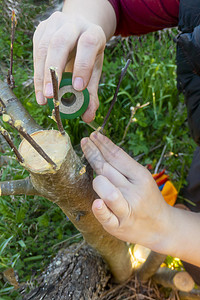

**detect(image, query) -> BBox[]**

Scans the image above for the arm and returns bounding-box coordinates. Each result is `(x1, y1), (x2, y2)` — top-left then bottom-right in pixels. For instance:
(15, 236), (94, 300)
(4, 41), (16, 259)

(81, 132), (200, 267)
(33, 0), (116, 122)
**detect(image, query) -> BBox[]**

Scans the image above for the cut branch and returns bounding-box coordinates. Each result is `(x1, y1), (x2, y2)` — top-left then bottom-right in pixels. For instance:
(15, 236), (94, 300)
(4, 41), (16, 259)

(152, 267), (194, 292)
(0, 125), (24, 163)
(50, 67), (65, 135)
(3, 115), (57, 169)
(18, 129), (133, 282)
(0, 177), (37, 196)
(179, 289), (200, 299)
(101, 59), (131, 131)
(0, 79), (42, 134)
(137, 251), (167, 282)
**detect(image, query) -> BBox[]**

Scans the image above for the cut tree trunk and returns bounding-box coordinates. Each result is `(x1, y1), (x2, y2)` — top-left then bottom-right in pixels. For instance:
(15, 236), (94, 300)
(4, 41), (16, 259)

(0, 79), (133, 283)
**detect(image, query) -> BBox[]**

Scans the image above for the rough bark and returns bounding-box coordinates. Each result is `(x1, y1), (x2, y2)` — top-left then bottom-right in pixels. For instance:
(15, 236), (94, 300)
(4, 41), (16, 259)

(23, 244), (110, 300)
(152, 267), (195, 292)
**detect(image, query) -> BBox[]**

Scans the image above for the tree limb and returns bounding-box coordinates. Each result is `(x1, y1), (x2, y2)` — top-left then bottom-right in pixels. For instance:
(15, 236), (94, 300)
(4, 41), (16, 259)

(137, 251), (167, 282)
(0, 177), (37, 196)
(0, 79), (41, 134)
(152, 267), (194, 292)
(179, 289), (200, 300)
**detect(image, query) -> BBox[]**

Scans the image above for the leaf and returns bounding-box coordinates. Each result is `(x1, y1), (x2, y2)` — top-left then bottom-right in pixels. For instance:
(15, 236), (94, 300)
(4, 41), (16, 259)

(0, 236), (14, 256)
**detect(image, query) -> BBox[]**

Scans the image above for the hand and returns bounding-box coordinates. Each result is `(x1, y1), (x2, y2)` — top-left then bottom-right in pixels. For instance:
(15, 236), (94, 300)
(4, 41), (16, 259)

(33, 12), (106, 122)
(81, 132), (171, 251)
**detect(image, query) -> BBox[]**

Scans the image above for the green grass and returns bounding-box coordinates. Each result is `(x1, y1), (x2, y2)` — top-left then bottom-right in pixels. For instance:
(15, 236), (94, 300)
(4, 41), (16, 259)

(0, 1), (196, 299)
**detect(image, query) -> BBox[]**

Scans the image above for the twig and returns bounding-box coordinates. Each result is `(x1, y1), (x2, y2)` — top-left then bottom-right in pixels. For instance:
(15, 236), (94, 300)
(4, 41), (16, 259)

(119, 102), (150, 146)
(154, 144), (167, 174)
(7, 10), (17, 89)
(0, 125), (24, 163)
(2, 114), (57, 169)
(100, 59), (131, 131)
(50, 67), (65, 135)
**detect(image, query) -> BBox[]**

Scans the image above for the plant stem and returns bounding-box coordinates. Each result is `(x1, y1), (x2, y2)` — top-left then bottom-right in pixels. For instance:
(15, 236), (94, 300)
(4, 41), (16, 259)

(7, 10), (17, 89)
(50, 67), (65, 135)
(101, 59), (131, 131)
(0, 125), (24, 163)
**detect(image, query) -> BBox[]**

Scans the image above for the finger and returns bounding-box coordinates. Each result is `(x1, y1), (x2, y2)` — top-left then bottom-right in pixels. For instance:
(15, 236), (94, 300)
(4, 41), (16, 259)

(43, 23), (80, 99)
(72, 25), (106, 91)
(93, 175), (130, 219)
(92, 199), (119, 230)
(81, 137), (129, 189)
(33, 13), (65, 104)
(81, 53), (103, 122)
(90, 131), (145, 181)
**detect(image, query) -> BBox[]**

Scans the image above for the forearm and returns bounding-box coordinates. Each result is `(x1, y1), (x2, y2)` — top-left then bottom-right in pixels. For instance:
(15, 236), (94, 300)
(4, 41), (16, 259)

(62, 0), (117, 40)
(163, 207), (200, 267)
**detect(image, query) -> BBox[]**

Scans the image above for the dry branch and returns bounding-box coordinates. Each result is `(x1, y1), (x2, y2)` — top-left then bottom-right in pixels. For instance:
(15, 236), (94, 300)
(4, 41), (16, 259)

(137, 251), (167, 282)
(0, 177), (37, 196)
(50, 67), (65, 135)
(152, 267), (194, 292)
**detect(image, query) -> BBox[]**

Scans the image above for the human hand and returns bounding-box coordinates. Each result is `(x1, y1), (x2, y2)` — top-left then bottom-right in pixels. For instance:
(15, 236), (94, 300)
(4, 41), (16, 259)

(33, 12), (106, 122)
(81, 132), (171, 252)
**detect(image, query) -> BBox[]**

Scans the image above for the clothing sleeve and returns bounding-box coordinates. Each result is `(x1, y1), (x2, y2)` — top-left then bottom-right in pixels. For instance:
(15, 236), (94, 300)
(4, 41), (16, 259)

(176, 0), (200, 145)
(107, 0), (179, 36)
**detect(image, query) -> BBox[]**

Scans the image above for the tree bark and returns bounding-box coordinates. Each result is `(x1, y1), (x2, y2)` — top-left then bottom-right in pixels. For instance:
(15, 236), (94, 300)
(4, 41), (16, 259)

(152, 267), (195, 292)
(137, 251), (167, 282)
(0, 82), (133, 283)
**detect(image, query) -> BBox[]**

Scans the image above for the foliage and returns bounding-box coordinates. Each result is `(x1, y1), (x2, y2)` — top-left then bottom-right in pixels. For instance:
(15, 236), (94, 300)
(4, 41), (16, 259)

(0, 1), (196, 299)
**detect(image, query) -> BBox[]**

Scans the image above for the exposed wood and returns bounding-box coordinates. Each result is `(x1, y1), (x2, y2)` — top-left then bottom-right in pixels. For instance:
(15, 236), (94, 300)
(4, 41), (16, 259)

(0, 80), (41, 134)
(137, 251), (167, 282)
(0, 177), (37, 196)
(18, 129), (133, 282)
(152, 268), (194, 292)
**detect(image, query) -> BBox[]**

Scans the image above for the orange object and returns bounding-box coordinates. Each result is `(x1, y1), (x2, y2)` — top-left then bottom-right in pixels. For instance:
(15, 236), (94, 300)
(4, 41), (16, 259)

(153, 171), (178, 206)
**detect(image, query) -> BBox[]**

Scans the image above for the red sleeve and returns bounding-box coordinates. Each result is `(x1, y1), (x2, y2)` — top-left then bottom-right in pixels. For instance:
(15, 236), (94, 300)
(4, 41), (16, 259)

(108, 0), (179, 36)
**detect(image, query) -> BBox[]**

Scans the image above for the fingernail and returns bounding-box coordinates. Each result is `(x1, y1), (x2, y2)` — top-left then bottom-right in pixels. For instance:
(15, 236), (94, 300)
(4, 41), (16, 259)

(90, 132), (98, 139)
(44, 83), (53, 97)
(73, 77), (84, 91)
(36, 92), (45, 105)
(81, 137), (88, 146)
(96, 200), (103, 210)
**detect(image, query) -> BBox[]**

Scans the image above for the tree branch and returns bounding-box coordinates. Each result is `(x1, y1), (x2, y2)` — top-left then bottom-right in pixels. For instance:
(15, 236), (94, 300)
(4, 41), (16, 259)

(0, 125), (24, 163)
(137, 251), (167, 282)
(179, 289), (200, 300)
(0, 177), (37, 196)
(50, 67), (65, 135)
(7, 10), (17, 89)
(0, 79), (42, 134)
(3, 114), (57, 169)
(101, 59), (131, 131)
(152, 267), (194, 292)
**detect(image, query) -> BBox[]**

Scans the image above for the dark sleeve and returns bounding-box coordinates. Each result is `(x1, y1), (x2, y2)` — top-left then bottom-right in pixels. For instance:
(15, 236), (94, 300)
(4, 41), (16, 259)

(176, 0), (200, 145)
